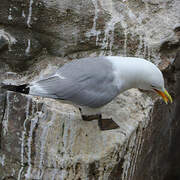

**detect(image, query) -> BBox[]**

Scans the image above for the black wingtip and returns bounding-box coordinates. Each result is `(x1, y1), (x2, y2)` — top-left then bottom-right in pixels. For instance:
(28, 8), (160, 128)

(2, 84), (30, 94)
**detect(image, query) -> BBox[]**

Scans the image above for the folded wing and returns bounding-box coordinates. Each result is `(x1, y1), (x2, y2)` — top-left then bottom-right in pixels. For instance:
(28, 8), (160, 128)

(30, 57), (119, 108)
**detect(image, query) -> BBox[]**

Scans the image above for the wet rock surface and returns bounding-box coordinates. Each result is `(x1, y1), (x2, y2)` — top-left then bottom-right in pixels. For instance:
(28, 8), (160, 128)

(0, 0), (179, 179)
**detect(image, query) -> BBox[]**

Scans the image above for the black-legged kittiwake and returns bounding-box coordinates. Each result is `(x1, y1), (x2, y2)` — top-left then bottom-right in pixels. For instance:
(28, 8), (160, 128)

(1, 56), (172, 130)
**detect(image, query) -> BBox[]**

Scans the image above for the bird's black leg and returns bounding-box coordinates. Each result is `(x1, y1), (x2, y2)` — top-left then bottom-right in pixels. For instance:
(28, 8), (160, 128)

(79, 108), (101, 121)
(98, 117), (119, 131)
(79, 108), (119, 130)
(81, 114), (102, 121)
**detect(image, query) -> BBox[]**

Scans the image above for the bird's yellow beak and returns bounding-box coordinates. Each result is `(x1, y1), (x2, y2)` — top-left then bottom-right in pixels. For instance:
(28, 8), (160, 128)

(154, 88), (173, 104)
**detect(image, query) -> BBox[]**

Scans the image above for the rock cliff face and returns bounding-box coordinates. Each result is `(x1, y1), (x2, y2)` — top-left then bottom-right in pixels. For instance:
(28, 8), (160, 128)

(0, 0), (179, 179)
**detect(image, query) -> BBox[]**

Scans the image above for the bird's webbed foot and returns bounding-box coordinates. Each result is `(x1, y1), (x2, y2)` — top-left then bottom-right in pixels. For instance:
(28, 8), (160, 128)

(98, 118), (119, 131)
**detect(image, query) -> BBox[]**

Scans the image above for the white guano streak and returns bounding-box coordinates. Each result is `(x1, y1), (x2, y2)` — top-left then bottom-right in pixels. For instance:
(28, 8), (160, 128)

(123, 28), (128, 56)
(0, 155), (5, 166)
(22, 10), (26, 18)
(25, 39), (31, 55)
(27, 0), (33, 27)
(37, 112), (56, 179)
(25, 116), (39, 179)
(0, 29), (17, 51)
(85, 0), (101, 45)
(100, 17), (120, 55)
(2, 92), (10, 136)
(8, 8), (12, 20)
(18, 97), (31, 180)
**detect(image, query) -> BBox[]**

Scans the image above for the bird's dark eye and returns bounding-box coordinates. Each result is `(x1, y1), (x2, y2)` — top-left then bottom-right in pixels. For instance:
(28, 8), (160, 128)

(151, 85), (156, 88)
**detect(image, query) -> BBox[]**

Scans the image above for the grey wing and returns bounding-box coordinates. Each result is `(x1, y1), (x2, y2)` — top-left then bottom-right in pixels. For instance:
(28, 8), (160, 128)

(58, 74), (119, 108)
(30, 58), (119, 108)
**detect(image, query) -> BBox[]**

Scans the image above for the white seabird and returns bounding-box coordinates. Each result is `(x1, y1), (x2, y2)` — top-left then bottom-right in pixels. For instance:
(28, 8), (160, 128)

(2, 56), (172, 130)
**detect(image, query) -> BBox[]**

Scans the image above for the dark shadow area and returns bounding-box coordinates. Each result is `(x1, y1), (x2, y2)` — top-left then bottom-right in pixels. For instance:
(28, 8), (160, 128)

(163, 51), (180, 180)
(129, 51), (180, 180)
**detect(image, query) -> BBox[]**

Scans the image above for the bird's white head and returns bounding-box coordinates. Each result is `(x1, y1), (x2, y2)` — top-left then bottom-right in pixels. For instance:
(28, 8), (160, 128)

(109, 57), (173, 104)
(131, 59), (173, 104)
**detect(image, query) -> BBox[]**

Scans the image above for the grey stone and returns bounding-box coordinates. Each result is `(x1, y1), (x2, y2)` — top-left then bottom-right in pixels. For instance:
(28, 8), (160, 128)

(0, 27), (42, 71)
